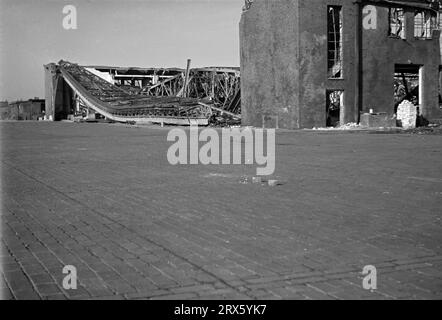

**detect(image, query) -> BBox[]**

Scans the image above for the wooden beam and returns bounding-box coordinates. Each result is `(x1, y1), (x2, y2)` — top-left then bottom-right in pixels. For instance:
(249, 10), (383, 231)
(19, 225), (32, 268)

(182, 59), (191, 98)
(198, 102), (241, 119)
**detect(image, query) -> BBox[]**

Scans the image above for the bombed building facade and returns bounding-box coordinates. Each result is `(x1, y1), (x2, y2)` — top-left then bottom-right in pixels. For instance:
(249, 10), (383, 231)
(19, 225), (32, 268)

(240, 0), (442, 129)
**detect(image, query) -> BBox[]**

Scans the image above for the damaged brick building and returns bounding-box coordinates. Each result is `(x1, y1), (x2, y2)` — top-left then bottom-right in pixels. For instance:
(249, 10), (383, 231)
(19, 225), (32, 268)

(240, 0), (442, 128)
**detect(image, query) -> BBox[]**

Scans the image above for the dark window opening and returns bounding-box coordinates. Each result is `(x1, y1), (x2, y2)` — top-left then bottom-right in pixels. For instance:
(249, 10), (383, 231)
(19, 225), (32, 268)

(327, 6), (343, 79)
(326, 90), (343, 127)
(389, 8), (405, 39)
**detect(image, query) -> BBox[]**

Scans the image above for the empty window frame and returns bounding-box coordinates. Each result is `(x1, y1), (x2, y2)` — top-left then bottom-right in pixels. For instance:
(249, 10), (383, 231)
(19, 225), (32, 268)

(439, 11), (442, 29)
(389, 8), (405, 38)
(414, 10), (436, 39)
(327, 6), (343, 79)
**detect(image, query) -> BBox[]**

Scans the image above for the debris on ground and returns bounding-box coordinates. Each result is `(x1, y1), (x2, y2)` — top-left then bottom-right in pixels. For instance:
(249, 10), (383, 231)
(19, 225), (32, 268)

(311, 123), (362, 130)
(402, 124), (442, 135)
(240, 175), (286, 187)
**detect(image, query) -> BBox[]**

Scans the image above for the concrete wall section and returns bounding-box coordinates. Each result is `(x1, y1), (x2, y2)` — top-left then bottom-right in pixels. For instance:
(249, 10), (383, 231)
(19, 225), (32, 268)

(240, 0), (300, 129)
(298, 0), (358, 128)
(44, 63), (57, 119)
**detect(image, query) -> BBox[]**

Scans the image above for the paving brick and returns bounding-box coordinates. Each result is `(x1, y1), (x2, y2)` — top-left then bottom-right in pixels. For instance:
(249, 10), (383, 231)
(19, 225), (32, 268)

(35, 283), (63, 296)
(89, 295), (126, 300)
(43, 293), (67, 300)
(125, 289), (169, 299)
(29, 273), (55, 285)
(63, 286), (92, 299)
(151, 293), (197, 300)
(171, 284), (214, 294)
(12, 289), (41, 300)
(1, 288), (15, 300)
(105, 280), (137, 295)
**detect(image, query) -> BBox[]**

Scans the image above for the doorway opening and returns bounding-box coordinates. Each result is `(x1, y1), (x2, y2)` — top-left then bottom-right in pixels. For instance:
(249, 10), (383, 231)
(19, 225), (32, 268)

(394, 64), (421, 114)
(326, 90), (343, 127)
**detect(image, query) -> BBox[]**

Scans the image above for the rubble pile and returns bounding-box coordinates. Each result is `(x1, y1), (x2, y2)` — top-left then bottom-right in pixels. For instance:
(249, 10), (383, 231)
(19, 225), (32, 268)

(396, 100), (417, 129)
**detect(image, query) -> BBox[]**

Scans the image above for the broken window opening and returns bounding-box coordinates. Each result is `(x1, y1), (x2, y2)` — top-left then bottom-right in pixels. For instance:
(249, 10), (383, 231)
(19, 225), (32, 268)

(414, 10), (436, 39)
(242, 0), (253, 12)
(389, 8), (405, 39)
(326, 90), (343, 127)
(327, 6), (343, 79)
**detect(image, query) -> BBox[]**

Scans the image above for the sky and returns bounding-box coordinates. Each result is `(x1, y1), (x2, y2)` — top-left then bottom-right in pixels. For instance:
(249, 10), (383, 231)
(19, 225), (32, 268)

(0, 0), (243, 101)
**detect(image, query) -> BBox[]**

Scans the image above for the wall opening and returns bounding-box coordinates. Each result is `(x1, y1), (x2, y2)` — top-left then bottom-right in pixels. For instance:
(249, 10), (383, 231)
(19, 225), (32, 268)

(388, 8), (405, 39)
(394, 64), (420, 113)
(53, 76), (75, 121)
(327, 6), (343, 79)
(326, 90), (343, 127)
(414, 10), (437, 39)
(439, 10), (442, 29)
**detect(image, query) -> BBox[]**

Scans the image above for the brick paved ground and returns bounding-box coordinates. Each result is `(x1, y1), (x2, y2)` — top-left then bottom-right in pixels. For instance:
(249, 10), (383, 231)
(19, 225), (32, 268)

(0, 121), (441, 300)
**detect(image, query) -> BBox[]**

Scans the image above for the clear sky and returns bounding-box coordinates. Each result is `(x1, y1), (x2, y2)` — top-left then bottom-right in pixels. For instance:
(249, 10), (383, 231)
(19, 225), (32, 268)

(0, 0), (243, 101)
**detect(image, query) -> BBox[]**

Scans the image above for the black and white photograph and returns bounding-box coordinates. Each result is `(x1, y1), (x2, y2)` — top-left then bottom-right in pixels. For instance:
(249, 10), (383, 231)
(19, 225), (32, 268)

(0, 0), (442, 307)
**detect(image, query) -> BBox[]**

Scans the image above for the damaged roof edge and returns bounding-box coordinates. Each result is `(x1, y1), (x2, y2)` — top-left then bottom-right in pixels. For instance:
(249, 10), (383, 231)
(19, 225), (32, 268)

(363, 0), (441, 11)
(82, 65), (240, 74)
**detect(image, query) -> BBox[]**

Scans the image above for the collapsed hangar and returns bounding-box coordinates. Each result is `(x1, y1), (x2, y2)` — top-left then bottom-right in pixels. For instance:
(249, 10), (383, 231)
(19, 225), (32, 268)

(44, 61), (241, 125)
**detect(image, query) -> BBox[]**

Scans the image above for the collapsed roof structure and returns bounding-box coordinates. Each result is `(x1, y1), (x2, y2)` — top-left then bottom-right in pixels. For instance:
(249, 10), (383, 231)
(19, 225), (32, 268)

(44, 60), (241, 126)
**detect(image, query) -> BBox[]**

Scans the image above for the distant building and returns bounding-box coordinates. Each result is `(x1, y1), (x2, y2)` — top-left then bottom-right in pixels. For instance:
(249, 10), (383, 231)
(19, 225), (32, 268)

(240, 0), (442, 128)
(7, 99), (45, 120)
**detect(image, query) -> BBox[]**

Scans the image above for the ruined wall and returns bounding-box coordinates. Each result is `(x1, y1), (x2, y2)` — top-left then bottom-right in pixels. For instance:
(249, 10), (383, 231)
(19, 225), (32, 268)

(240, 0), (442, 128)
(240, 0), (357, 129)
(240, 0), (300, 129)
(362, 6), (441, 121)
